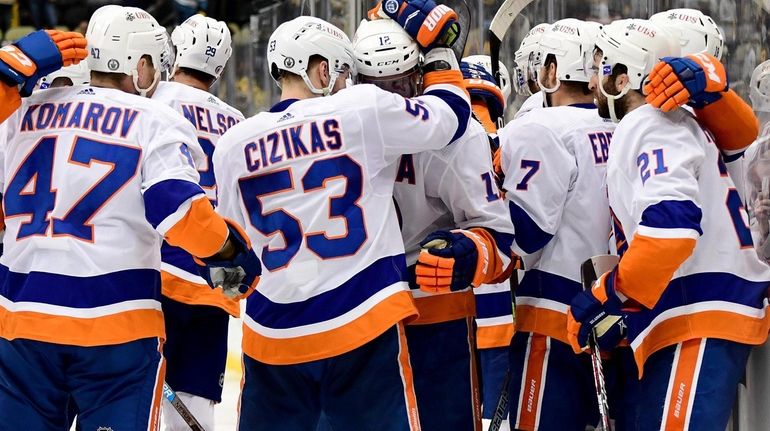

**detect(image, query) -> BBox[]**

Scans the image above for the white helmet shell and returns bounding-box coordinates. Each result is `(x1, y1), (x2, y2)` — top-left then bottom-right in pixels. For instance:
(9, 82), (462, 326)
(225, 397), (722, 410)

(267, 16), (356, 96)
(462, 54), (510, 107)
(596, 19), (680, 92)
(513, 23), (549, 96)
(751, 60), (770, 113)
(86, 6), (169, 97)
(36, 62), (90, 90)
(536, 19), (601, 88)
(352, 19), (420, 78)
(650, 8), (724, 60)
(171, 15), (232, 82)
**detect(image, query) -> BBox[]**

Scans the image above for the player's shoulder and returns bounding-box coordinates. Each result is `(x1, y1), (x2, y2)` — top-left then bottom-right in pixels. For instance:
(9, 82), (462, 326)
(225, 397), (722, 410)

(328, 84), (381, 108)
(426, 119), (489, 163)
(618, 104), (698, 140)
(156, 81), (245, 119)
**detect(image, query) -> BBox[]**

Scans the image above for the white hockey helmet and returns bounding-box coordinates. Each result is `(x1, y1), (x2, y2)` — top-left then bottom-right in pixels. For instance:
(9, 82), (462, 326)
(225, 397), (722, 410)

(86, 5), (169, 97)
(536, 19), (601, 92)
(649, 9), (724, 60)
(751, 60), (770, 113)
(462, 54), (511, 108)
(352, 19), (420, 78)
(513, 23), (549, 96)
(36, 62), (90, 90)
(595, 19), (679, 121)
(171, 15), (232, 83)
(267, 16), (356, 96)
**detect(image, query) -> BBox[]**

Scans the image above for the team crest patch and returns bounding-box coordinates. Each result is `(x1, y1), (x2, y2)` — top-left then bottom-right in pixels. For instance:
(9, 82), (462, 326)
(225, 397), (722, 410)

(107, 59), (120, 71)
(384, 0), (399, 14)
(602, 64), (612, 76)
(284, 57), (295, 68)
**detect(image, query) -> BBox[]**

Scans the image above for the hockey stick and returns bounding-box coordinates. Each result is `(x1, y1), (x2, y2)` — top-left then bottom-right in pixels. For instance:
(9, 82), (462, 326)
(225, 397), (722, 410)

(580, 255), (619, 431)
(488, 269), (518, 431)
(445, 0), (471, 63)
(163, 382), (206, 431)
(488, 0), (536, 88)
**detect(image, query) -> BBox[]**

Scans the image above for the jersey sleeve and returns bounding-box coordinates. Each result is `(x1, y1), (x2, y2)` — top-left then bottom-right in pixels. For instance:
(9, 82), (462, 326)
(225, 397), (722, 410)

(211, 133), (248, 230)
(613, 121), (704, 308)
(428, 126), (515, 282)
(695, 90), (759, 152)
(373, 71), (470, 162)
(0, 83), (21, 125)
(499, 122), (575, 256)
(140, 116), (228, 258)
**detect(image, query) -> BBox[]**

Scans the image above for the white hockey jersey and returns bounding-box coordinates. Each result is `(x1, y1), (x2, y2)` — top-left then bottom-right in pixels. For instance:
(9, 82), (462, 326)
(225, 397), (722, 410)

(513, 92), (544, 119)
(393, 120), (514, 342)
(153, 81), (244, 316)
(0, 85), (211, 347)
(214, 81), (470, 365)
(498, 104), (615, 345)
(607, 104), (770, 370)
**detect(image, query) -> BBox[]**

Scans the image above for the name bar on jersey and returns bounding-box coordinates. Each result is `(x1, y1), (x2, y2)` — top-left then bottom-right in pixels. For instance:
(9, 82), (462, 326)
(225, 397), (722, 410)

(20, 102), (139, 139)
(181, 104), (239, 136)
(244, 119), (343, 172)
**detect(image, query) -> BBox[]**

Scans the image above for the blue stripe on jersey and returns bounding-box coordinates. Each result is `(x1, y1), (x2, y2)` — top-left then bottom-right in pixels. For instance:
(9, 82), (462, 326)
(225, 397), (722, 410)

(143, 179), (205, 228)
(723, 151), (745, 163)
(0, 265), (160, 308)
(640, 200), (703, 235)
(475, 290), (513, 319)
(516, 269), (581, 306)
(245, 254), (408, 329)
(161, 241), (198, 274)
(508, 201), (553, 254)
(486, 228), (514, 258)
(624, 272), (770, 340)
(424, 89), (470, 143)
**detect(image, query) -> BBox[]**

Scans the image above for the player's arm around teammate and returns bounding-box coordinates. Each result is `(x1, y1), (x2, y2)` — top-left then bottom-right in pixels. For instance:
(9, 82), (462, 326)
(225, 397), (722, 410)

(568, 19), (770, 431)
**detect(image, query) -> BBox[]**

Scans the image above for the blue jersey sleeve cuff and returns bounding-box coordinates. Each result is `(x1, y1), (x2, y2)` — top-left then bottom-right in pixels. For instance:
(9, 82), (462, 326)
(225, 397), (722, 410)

(508, 201), (553, 254)
(640, 200), (703, 235)
(424, 88), (470, 143)
(143, 179), (205, 228)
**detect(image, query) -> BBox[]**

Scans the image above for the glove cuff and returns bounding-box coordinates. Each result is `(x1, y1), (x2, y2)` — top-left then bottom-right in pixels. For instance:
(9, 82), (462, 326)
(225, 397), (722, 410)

(198, 219), (251, 266)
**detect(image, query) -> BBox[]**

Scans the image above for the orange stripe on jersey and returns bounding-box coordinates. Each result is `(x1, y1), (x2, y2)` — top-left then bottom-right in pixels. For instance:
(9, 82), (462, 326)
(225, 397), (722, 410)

(161, 271), (240, 317)
(515, 304), (569, 345)
(632, 308), (770, 377)
(515, 334), (548, 430)
(242, 290), (418, 365)
(396, 322), (422, 430)
(423, 70), (468, 95)
(662, 339), (703, 431)
(0, 306), (165, 346)
(471, 99), (498, 135)
(0, 83), (21, 125)
(164, 197), (229, 259)
(476, 322), (514, 349)
(410, 290), (475, 325)
(148, 341), (166, 431)
(696, 90), (759, 151)
(616, 234), (696, 309)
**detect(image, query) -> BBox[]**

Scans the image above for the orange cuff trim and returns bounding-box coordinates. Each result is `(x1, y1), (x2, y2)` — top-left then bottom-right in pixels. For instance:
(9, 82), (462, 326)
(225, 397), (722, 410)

(410, 290), (476, 325)
(415, 7), (458, 48)
(476, 323), (514, 349)
(161, 271), (240, 317)
(696, 90), (759, 151)
(616, 234), (696, 309)
(0, 307), (165, 346)
(242, 290), (418, 365)
(164, 197), (229, 259)
(471, 99), (498, 134)
(423, 70), (468, 95)
(0, 46), (36, 77)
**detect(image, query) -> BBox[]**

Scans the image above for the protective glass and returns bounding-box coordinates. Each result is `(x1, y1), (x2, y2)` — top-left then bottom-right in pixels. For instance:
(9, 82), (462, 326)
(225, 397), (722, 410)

(746, 135), (770, 264)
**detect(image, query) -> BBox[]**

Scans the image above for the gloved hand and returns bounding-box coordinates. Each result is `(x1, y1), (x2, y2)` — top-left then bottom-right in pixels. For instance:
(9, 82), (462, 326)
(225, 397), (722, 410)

(461, 61), (505, 121)
(196, 220), (261, 300)
(368, 0), (460, 50)
(416, 229), (490, 293)
(567, 269), (627, 353)
(645, 53), (727, 112)
(0, 30), (87, 96)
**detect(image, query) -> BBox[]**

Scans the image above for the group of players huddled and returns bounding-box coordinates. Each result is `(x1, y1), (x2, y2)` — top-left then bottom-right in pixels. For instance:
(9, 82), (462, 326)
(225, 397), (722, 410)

(0, 0), (769, 430)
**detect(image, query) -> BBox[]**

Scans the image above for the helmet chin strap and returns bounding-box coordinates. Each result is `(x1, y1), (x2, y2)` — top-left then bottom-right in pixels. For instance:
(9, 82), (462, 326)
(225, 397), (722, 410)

(599, 79), (631, 123)
(301, 70), (340, 97)
(132, 69), (161, 98)
(537, 73), (560, 107)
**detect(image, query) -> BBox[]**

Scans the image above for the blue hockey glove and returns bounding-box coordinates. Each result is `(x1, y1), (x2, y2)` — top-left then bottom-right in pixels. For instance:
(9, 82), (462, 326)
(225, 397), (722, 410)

(416, 229), (491, 293)
(567, 269), (626, 353)
(461, 61), (506, 121)
(196, 220), (261, 300)
(368, 0), (460, 50)
(645, 54), (727, 111)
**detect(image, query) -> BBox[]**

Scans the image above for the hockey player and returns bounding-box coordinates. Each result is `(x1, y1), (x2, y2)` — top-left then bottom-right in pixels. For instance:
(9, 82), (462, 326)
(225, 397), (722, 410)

(0, 6), (261, 429)
(512, 23), (549, 119)
(568, 18), (770, 430)
(212, 2), (471, 428)
(497, 18), (615, 431)
(459, 54), (517, 431)
(351, 19), (514, 431)
(151, 15), (244, 430)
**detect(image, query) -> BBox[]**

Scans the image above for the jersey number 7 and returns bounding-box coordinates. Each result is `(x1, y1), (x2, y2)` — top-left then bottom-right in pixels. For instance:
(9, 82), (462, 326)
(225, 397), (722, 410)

(238, 154), (368, 271)
(5, 136), (141, 241)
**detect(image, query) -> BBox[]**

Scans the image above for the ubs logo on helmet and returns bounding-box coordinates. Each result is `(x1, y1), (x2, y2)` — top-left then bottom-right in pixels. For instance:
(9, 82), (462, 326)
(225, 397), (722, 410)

(384, 0), (399, 14)
(553, 24), (577, 35)
(625, 22), (656, 38)
(668, 12), (698, 24)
